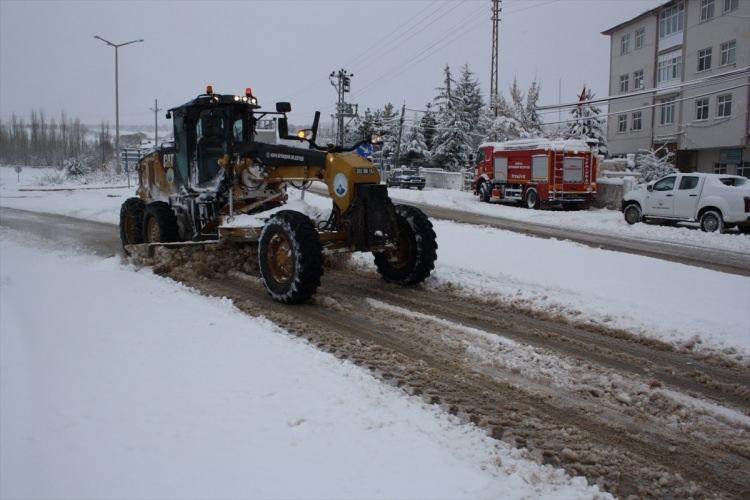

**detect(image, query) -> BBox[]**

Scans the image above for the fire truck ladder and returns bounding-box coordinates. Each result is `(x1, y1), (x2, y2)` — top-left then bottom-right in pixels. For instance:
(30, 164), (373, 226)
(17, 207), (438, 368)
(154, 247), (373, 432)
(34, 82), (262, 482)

(550, 148), (565, 200)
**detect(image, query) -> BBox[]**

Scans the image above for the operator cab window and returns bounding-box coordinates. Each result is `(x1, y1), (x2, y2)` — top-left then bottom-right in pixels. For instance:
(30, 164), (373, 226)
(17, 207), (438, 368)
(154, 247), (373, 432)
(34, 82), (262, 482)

(679, 176), (699, 190)
(653, 176), (676, 191)
(233, 119), (243, 142)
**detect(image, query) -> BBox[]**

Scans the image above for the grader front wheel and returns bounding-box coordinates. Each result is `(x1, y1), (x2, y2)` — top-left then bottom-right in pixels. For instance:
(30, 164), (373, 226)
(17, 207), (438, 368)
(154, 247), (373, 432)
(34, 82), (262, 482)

(258, 210), (323, 304)
(374, 205), (437, 286)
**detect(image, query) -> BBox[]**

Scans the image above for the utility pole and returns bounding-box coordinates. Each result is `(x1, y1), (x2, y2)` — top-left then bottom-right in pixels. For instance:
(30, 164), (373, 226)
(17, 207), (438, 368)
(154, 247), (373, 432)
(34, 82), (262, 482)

(94, 35), (144, 174)
(149, 99), (162, 148)
(329, 69), (356, 146)
(393, 103), (406, 169)
(490, 0), (502, 117)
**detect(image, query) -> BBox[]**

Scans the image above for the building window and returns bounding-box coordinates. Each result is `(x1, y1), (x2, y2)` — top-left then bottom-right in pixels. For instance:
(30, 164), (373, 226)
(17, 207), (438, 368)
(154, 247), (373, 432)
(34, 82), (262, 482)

(720, 40), (736, 66)
(621, 33), (631, 55)
(657, 50), (682, 83)
(695, 98), (709, 120)
(659, 2), (684, 38)
(635, 28), (645, 49)
(632, 111), (642, 131)
(618, 114), (627, 133)
(714, 163), (727, 174)
(723, 0), (738, 13)
(633, 70), (644, 89)
(697, 48), (712, 71)
(737, 162), (750, 179)
(700, 0), (715, 21)
(619, 74), (629, 93)
(660, 97), (675, 125)
(717, 94), (732, 117)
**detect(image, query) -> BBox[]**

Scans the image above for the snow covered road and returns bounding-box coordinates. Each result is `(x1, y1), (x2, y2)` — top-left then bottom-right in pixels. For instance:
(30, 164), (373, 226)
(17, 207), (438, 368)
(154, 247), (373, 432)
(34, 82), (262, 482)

(0, 231), (605, 500)
(2, 208), (749, 498)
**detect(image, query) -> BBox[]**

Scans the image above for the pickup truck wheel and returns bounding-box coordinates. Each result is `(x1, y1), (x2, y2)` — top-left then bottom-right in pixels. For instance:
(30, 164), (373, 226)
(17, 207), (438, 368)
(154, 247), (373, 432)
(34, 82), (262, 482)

(623, 204), (642, 225)
(374, 205), (437, 286)
(700, 210), (724, 233)
(478, 181), (491, 203)
(258, 210), (323, 304)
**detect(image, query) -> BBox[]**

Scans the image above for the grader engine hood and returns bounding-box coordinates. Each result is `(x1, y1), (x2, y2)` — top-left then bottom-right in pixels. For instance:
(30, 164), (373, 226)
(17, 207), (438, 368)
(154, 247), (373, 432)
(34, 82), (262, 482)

(320, 152), (395, 251)
(324, 152), (381, 213)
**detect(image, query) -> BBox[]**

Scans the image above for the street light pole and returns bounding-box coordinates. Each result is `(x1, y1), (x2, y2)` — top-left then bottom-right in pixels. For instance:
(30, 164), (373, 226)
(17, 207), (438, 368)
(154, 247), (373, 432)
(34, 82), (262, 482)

(94, 35), (143, 175)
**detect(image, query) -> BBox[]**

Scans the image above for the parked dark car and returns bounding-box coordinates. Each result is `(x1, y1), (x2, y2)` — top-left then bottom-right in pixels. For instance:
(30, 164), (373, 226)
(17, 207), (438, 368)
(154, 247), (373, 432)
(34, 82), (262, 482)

(387, 168), (426, 190)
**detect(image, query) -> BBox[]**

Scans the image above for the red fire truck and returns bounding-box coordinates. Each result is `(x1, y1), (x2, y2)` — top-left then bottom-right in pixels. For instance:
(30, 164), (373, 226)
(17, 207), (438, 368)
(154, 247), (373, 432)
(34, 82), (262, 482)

(472, 138), (598, 210)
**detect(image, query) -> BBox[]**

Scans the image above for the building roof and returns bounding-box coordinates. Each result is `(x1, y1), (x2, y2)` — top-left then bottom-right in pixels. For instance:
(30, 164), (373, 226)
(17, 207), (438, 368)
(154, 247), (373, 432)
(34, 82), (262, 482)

(601, 1), (670, 35)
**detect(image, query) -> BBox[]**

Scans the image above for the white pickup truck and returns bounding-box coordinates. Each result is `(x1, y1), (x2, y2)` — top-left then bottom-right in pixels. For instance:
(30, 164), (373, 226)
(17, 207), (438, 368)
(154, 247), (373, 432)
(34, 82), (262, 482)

(622, 173), (750, 233)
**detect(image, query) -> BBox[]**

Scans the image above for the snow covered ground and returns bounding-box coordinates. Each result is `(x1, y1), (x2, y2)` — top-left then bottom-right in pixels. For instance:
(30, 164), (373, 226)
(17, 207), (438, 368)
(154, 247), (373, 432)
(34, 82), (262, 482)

(385, 186), (750, 253)
(0, 230), (606, 500)
(0, 165), (130, 224)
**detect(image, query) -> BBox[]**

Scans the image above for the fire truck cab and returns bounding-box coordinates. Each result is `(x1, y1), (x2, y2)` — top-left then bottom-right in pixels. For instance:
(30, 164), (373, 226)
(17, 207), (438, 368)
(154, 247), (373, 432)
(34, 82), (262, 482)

(473, 138), (599, 210)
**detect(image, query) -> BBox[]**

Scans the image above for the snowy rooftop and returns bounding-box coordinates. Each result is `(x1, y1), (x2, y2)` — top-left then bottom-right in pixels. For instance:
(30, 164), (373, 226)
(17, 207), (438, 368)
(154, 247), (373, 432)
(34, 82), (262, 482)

(479, 138), (593, 153)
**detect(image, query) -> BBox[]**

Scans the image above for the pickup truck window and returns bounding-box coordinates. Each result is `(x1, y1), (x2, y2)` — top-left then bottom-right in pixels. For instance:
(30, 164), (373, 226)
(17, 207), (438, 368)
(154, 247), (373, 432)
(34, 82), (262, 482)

(679, 176), (699, 189)
(654, 176), (676, 191)
(719, 177), (747, 186)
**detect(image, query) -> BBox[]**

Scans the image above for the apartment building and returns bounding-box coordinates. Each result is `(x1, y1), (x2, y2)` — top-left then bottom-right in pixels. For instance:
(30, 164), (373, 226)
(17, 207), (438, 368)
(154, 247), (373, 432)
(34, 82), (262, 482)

(602, 0), (749, 176)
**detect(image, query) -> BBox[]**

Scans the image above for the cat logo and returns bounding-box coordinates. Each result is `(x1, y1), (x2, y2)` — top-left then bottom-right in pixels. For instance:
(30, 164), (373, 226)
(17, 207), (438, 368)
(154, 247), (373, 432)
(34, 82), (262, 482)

(334, 173), (348, 197)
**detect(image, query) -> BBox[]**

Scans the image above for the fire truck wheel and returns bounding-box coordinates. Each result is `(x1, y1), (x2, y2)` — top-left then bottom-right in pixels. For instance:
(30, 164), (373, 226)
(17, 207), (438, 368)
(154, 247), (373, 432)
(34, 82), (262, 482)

(142, 201), (180, 243)
(374, 205), (437, 286)
(119, 197), (145, 252)
(524, 189), (540, 210)
(623, 203), (642, 225)
(258, 210), (323, 304)
(478, 181), (491, 202)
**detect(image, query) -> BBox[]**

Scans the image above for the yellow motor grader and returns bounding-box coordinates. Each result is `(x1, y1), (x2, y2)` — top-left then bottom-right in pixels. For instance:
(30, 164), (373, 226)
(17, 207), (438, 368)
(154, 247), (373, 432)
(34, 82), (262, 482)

(119, 86), (437, 303)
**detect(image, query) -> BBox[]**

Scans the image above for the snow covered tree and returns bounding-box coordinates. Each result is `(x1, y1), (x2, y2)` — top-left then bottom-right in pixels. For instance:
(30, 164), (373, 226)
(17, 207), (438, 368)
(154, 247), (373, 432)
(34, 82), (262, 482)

(484, 114), (529, 142)
(430, 65), (474, 170)
(371, 103), (400, 167)
(453, 63), (485, 150)
(566, 85), (608, 156)
(402, 115), (430, 167)
(524, 77), (543, 136)
(420, 103), (437, 152)
(635, 147), (677, 182)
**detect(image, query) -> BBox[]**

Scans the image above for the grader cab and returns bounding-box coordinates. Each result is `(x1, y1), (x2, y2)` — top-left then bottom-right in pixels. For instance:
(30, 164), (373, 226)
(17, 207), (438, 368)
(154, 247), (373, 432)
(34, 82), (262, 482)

(119, 87), (437, 303)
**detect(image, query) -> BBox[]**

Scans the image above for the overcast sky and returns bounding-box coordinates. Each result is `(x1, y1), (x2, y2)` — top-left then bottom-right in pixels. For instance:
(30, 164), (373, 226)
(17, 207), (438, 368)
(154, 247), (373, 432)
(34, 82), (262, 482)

(0, 0), (664, 127)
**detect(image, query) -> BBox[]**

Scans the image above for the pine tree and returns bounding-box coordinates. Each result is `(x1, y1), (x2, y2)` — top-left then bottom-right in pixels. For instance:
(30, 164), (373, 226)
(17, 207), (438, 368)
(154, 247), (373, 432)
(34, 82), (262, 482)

(402, 115), (430, 167)
(453, 63), (485, 150)
(430, 64), (473, 170)
(566, 85), (608, 156)
(524, 77), (542, 136)
(420, 103), (437, 153)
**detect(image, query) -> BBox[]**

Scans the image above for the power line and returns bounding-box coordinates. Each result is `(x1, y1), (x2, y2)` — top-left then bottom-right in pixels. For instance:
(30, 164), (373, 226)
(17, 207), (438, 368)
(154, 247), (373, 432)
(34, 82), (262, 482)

(536, 66), (750, 111)
(541, 81), (750, 127)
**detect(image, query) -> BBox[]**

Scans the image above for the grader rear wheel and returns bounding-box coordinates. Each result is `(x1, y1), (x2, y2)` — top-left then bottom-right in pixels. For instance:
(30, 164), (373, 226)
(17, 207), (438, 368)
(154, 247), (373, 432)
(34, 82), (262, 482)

(374, 205), (437, 286)
(258, 210), (323, 304)
(142, 201), (179, 243)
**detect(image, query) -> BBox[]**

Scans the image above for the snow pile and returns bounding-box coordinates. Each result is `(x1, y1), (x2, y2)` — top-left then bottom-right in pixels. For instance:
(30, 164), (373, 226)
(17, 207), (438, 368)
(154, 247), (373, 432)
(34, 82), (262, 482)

(0, 232), (608, 499)
(381, 186), (750, 253)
